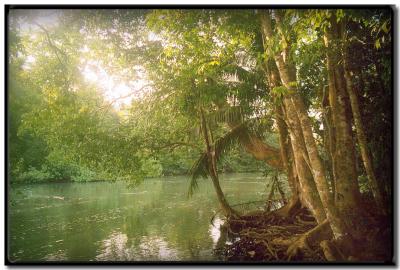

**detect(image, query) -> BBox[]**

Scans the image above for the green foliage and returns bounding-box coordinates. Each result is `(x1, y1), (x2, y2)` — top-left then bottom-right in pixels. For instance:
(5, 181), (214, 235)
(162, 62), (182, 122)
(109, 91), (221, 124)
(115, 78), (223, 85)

(271, 86), (289, 98)
(8, 8), (392, 202)
(13, 161), (98, 184)
(141, 158), (163, 178)
(17, 167), (51, 183)
(71, 166), (97, 182)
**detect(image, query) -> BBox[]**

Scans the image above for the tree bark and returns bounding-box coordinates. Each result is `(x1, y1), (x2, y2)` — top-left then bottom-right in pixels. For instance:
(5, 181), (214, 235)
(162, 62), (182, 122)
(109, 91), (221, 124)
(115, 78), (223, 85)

(260, 10), (348, 238)
(275, 105), (296, 205)
(321, 85), (336, 197)
(267, 56), (299, 206)
(324, 18), (363, 225)
(342, 31), (386, 214)
(282, 97), (327, 224)
(265, 55), (323, 221)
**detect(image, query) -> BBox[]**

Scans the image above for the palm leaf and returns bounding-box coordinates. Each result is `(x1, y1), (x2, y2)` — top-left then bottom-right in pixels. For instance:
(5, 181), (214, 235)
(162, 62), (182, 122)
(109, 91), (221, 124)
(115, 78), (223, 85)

(214, 123), (252, 163)
(187, 152), (209, 197)
(207, 106), (244, 125)
(224, 64), (253, 83)
(187, 122), (259, 197)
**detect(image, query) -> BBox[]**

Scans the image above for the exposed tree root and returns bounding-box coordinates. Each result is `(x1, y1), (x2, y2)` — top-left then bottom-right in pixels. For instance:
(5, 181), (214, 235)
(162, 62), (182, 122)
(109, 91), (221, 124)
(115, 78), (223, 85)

(222, 207), (326, 261)
(286, 219), (332, 260)
(273, 196), (303, 219)
(220, 199), (391, 262)
(320, 240), (345, 261)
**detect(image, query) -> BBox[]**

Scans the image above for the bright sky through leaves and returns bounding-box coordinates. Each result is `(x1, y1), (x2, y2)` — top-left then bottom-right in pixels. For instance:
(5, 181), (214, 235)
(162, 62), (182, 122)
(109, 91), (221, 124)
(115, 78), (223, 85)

(17, 9), (151, 110)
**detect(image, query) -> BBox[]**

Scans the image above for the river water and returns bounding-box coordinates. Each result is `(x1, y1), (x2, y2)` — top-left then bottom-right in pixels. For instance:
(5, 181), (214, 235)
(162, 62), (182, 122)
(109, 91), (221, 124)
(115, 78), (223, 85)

(8, 173), (268, 262)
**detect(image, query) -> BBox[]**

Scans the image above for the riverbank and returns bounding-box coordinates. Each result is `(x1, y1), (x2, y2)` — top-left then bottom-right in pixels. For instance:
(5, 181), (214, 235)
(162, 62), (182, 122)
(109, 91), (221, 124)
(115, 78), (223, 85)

(220, 197), (391, 262)
(220, 208), (325, 261)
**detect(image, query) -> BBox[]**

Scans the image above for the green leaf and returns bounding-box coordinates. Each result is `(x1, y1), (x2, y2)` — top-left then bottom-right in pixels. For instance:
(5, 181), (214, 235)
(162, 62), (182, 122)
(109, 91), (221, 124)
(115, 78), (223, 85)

(375, 39), (381, 49)
(271, 86), (288, 96)
(381, 21), (389, 34)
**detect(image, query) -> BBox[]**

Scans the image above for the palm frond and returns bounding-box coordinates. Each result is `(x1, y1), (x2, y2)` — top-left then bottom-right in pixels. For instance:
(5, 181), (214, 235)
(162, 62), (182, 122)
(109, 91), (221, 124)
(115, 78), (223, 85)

(224, 64), (253, 83)
(207, 106), (244, 125)
(187, 122), (259, 197)
(187, 152), (209, 197)
(214, 123), (252, 163)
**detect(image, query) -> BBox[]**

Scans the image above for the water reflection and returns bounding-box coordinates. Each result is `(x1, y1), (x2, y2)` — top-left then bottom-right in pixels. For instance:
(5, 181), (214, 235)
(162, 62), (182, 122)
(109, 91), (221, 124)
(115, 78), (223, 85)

(96, 231), (179, 261)
(96, 231), (131, 261)
(209, 215), (229, 260)
(136, 236), (178, 260)
(209, 216), (224, 248)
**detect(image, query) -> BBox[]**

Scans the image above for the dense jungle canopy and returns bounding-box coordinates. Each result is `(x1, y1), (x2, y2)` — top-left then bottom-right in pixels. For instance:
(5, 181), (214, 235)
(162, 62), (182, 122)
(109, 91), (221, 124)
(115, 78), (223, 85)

(8, 8), (392, 262)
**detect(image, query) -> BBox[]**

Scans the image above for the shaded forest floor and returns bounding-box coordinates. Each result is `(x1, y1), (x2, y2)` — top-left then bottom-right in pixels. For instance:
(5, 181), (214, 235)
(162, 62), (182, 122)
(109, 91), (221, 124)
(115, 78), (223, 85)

(218, 199), (392, 262)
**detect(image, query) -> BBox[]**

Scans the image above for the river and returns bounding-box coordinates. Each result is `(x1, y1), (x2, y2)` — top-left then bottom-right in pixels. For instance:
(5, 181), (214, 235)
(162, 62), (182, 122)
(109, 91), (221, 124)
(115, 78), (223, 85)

(8, 173), (269, 262)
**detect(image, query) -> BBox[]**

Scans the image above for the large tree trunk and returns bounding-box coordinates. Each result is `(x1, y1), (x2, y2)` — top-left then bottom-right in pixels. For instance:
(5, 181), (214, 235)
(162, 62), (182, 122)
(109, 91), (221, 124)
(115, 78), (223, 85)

(321, 85), (336, 196)
(324, 18), (363, 227)
(282, 97), (327, 224)
(265, 57), (323, 221)
(260, 10), (349, 239)
(268, 57), (300, 208)
(275, 105), (298, 201)
(342, 30), (386, 214)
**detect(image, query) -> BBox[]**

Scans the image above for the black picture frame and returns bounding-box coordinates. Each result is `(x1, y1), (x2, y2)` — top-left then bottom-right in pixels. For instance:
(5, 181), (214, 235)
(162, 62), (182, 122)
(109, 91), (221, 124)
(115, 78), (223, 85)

(4, 4), (396, 266)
